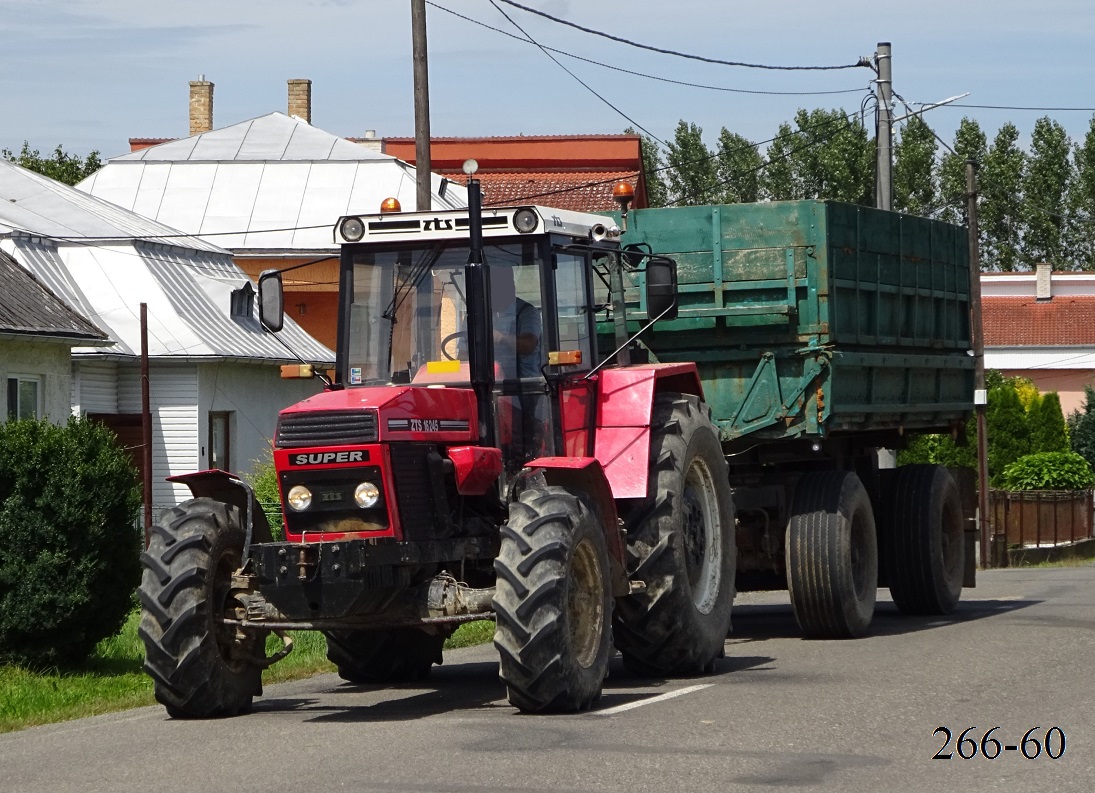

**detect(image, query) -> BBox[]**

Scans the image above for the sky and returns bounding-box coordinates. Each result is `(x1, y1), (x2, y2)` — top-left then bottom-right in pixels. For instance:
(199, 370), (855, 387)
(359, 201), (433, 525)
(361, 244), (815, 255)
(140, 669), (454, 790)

(4, 0), (1095, 163)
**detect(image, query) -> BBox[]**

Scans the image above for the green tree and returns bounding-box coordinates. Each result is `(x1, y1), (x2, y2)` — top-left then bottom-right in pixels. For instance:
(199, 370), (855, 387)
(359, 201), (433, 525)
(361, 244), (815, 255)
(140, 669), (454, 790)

(987, 380), (1031, 483)
(625, 127), (668, 208)
(981, 123), (1027, 271)
(938, 118), (987, 227)
(1068, 384), (1095, 469)
(664, 121), (718, 206)
(780, 108), (873, 204)
(893, 115), (938, 216)
(1062, 115), (1095, 268)
(1028, 391), (1069, 453)
(715, 128), (763, 204)
(1022, 117), (1073, 267)
(760, 121), (797, 201)
(2, 142), (102, 186)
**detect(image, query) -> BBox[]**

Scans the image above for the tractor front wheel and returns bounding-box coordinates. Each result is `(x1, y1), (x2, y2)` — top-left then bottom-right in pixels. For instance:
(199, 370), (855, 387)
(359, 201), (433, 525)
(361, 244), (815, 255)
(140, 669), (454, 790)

(138, 497), (263, 718)
(493, 485), (612, 712)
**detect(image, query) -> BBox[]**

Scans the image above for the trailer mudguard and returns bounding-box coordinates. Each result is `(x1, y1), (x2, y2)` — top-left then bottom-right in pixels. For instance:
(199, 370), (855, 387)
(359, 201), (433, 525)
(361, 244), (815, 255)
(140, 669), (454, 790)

(593, 363), (704, 500)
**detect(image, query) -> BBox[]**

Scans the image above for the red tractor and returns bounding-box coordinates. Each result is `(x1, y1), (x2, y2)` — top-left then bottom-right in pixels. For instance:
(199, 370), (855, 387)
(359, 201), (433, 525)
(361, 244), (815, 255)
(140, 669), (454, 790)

(138, 183), (735, 717)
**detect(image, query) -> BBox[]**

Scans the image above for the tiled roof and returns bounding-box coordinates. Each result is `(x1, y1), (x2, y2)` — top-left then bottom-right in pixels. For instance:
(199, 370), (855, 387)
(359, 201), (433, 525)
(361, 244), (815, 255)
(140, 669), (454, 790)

(983, 296), (1095, 346)
(0, 251), (107, 342)
(472, 171), (637, 213)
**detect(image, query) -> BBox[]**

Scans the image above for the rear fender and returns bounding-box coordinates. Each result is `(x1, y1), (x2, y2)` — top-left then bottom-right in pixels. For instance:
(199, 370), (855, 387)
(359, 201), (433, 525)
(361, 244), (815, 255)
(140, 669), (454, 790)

(523, 457), (629, 597)
(594, 363), (704, 499)
(167, 470), (275, 555)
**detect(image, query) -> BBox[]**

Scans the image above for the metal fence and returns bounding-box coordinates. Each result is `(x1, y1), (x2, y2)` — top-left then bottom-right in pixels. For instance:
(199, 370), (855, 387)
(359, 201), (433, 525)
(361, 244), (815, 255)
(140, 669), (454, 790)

(988, 489), (1095, 549)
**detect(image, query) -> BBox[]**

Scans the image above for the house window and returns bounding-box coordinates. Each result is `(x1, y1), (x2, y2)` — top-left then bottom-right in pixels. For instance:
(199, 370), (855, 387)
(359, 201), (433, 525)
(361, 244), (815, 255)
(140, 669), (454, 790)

(7, 376), (41, 421)
(209, 412), (232, 471)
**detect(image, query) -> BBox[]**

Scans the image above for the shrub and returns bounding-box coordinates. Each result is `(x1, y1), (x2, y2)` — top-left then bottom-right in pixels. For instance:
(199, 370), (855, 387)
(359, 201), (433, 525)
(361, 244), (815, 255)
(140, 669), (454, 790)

(246, 450), (284, 541)
(987, 382), (1030, 485)
(998, 451), (1095, 491)
(0, 417), (141, 667)
(1068, 385), (1095, 470)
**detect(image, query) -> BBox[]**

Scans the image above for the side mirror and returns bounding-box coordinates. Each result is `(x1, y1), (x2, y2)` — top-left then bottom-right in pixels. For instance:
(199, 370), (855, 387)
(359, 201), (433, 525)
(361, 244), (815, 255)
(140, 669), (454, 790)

(645, 256), (678, 321)
(258, 269), (284, 333)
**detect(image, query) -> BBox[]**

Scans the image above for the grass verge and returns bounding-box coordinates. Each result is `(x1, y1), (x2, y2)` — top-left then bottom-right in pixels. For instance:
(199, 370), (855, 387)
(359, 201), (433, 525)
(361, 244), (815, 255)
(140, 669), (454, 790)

(1, 610), (494, 734)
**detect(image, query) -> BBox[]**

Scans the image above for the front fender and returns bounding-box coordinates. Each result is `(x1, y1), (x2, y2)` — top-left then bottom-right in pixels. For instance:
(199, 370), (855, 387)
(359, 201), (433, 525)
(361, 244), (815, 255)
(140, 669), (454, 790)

(166, 469), (275, 549)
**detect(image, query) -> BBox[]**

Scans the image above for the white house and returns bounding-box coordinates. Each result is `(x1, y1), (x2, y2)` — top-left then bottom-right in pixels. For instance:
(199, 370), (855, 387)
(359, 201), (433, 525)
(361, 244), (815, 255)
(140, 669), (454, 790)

(0, 159), (334, 512)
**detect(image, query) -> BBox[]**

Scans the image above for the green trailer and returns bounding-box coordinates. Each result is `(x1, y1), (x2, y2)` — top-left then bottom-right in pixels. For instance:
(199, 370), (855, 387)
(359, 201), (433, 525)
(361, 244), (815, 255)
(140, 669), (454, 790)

(615, 200), (977, 637)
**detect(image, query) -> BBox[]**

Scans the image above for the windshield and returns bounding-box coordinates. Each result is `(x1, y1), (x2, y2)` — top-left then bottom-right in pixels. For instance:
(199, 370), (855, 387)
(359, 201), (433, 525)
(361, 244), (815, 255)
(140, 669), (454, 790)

(345, 242), (544, 386)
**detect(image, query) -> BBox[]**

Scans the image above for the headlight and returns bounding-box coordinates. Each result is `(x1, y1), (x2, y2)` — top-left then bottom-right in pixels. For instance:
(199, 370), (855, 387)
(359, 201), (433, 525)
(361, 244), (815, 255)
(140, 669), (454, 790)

(513, 208), (538, 234)
(354, 481), (380, 508)
(287, 485), (313, 511)
(339, 216), (365, 242)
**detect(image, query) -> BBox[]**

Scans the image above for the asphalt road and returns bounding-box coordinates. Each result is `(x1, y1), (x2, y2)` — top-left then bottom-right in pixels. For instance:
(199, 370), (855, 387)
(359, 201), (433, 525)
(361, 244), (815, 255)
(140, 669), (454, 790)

(2, 565), (1092, 793)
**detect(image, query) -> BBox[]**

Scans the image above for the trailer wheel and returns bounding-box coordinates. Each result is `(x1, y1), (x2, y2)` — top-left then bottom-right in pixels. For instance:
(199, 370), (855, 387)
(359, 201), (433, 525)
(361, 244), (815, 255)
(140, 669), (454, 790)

(786, 471), (878, 638)
(493, 485), (612, 712)
(613, 393), (735, 676)
(138, 497), (263, 718)
(880, 465), (964, 615)
(324, 628), (445, 684)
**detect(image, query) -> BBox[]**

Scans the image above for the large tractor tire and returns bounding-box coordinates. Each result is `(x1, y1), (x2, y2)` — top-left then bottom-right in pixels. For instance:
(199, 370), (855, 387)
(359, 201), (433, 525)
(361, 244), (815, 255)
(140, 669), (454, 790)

(138, 497), (264, 718)
(493, 485), (612, 712)
(879, 464), (964, 615)
(613, 393), (736, 676)
(325, 628), (445, 684)
(786, 470), (878, 639)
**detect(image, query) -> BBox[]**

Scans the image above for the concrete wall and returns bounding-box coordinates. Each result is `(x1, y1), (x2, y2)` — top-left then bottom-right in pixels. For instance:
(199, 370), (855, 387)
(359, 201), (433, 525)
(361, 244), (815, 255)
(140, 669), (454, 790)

(0, 338), (75, 424)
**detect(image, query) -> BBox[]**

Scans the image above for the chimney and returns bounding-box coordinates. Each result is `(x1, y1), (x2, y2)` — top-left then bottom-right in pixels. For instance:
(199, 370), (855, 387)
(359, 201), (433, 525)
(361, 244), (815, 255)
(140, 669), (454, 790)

(1036, 263), (1052, 301)
(189, 76), (214, 135)
(288, 79), (312, 123)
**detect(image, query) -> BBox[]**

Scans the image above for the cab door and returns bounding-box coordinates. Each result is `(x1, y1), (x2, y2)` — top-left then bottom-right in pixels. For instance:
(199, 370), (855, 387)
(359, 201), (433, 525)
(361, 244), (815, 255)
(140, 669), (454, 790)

(549, 246), (599, 458)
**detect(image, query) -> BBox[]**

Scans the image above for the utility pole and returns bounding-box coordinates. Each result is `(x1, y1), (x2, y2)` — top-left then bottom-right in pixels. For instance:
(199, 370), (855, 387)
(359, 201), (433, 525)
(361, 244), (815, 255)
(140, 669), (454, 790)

(874, 42), (893, 211)
(966, 160), (992, 569)
(411, 0), (433, 211)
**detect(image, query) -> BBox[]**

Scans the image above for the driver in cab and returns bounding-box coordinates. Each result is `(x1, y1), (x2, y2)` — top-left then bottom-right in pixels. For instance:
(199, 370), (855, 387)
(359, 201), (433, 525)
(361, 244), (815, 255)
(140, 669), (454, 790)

(490, 266), (542, 380)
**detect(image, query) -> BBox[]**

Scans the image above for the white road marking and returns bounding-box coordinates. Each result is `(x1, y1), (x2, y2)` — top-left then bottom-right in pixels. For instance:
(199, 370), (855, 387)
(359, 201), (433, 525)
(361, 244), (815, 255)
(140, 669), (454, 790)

(594, 683), (713, 716)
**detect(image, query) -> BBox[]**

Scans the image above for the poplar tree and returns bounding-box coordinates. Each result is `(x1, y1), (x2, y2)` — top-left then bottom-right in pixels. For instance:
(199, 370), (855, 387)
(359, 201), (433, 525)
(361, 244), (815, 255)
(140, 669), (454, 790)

(664, 121), (719, 206)
(715, 129), (763, 204)
(980, 123), (1027, 271)
(893, 115), (938, 216)
(1022, 117), (1072, 267)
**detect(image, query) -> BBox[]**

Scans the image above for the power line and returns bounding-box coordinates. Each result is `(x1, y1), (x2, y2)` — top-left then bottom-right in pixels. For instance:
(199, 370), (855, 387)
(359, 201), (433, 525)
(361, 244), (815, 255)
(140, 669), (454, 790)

(429, 2), (865, 97)
(487, 0), (668, 147)
(493, 0), (870, 71)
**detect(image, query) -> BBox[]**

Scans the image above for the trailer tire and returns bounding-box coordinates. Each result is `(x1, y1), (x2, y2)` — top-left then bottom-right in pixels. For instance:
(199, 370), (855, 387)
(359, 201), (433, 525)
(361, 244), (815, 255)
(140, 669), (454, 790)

(324, 628), (445, 684)
(613, 393), (735, 676)
(880, 465), (964, 615)
(138, 497), (263, 718)
(786, 471), (877, 638)
(493, 485), (612, 712)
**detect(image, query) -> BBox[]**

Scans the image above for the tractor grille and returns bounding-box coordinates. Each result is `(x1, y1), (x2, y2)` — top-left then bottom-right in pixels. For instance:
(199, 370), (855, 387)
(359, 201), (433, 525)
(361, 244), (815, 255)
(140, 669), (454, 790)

(389, 443), (438, 540)
(276, 410), (378, 448)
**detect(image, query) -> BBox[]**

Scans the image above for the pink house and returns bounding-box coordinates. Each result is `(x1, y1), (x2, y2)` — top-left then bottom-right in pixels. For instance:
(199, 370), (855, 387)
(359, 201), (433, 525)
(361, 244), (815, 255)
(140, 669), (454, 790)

(983, 264), (1095, 415)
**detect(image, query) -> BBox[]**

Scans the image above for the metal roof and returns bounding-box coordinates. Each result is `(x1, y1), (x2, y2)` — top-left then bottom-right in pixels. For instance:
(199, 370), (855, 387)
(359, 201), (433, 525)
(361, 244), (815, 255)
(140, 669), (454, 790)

(79, 113), (468, 252)
(0, 160), (223, 253)
(0, 164), (332, 364)
(0, 250), (108, 343)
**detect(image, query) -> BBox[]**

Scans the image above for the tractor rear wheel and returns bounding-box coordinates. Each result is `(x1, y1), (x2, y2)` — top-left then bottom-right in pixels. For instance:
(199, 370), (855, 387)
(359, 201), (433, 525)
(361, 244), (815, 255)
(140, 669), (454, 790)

(325, 628), (445, 684)
(879, 465), (964, 615)
(138, 497), (263, 718)
(493, 485), (612, 712)
(786, 471), (878, 638)
(613, 393), (736, 676)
